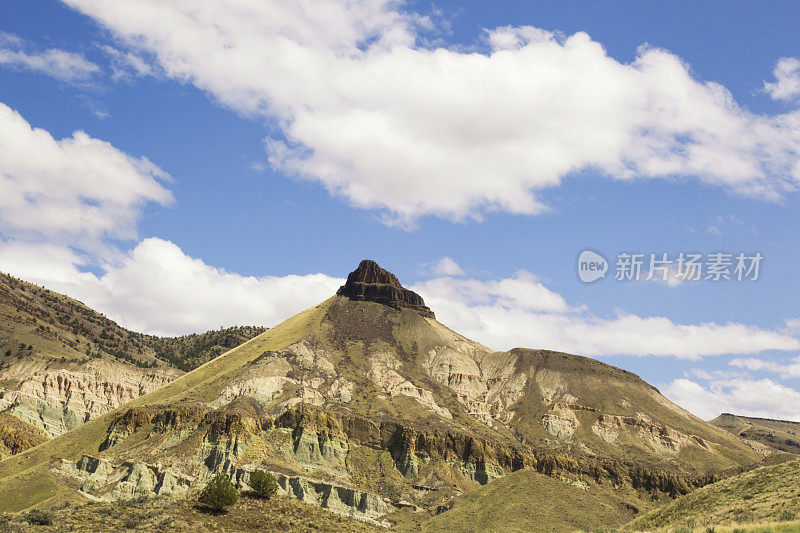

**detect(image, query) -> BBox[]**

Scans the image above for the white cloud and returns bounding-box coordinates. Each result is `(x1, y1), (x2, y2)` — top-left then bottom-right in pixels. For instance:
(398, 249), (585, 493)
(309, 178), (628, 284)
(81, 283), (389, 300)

(100, 44), (154, 81)
(765, 57), (800, 102)
(0, 102), (172, 249)
(432, 257), (465, 277)
(0, 235), (796, 359)
(663, 377), (800, 421)
(730, 355), (800, 378)
(64, 1), (800, 225)
(0, 32), (99, 83)
(0, 238), (342, 337)
(414, 273), (799, 358)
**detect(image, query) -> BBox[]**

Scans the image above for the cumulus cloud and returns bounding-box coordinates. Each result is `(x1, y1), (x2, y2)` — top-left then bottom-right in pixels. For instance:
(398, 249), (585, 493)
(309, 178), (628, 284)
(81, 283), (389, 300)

(432, 257), (465, 277)
(63, 1), (800, 225)
(765, 57), (800, 102)
(0, 32), (99, 83)
(663, 377), (800, 421)
(413, 273), (799, 358)
(0, 102), (172, 249)
(0, 238), (342, 337)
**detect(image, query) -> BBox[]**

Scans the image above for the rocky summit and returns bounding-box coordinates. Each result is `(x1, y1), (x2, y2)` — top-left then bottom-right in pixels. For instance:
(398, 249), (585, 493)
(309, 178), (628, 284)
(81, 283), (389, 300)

(336, 259), (434, 318)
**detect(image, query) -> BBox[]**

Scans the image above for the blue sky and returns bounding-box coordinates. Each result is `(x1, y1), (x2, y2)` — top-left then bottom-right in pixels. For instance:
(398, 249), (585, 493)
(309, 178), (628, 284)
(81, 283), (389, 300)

(1, 0), (799, 420)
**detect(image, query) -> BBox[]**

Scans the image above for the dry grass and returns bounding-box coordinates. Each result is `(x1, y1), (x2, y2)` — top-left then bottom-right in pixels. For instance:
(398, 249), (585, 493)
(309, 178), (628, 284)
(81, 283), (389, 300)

(627, 459), (800, 531)
(0, 492), (382, 532)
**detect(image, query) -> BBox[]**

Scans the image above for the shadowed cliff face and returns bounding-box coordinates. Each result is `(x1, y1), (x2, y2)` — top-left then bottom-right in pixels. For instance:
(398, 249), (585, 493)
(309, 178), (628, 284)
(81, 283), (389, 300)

(336, 259), (434, 318)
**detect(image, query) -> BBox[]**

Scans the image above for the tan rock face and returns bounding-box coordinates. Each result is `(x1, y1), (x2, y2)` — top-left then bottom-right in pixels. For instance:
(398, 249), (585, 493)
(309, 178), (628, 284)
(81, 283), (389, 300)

(368, 351), (452, 419)
(542, 408), (580, 438)
(590, 413), (711, 454)
(0, 359), (181, 437)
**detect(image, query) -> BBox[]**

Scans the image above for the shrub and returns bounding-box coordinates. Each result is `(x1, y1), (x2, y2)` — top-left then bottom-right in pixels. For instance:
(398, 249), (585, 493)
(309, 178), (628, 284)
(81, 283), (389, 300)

(198, 473), (237, 512)
(24, 509), (53, 526)
(249, 470), (279, 500)
(123, 512), (146, 529)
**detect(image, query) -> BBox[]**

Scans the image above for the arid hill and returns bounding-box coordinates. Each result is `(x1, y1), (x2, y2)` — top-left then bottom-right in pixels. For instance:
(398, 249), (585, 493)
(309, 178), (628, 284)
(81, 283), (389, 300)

(0, 261), (773, 531)
(0, 272), (263, 442)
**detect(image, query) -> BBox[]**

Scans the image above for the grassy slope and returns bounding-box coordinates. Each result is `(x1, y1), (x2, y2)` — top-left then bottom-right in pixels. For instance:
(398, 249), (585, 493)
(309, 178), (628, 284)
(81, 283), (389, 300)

(0, 298), (330, 513)
(627, 458), (800, 531)
(713, 413), (800, 455)
(394, 468), (655, 533)
(5, 492), (381, 532)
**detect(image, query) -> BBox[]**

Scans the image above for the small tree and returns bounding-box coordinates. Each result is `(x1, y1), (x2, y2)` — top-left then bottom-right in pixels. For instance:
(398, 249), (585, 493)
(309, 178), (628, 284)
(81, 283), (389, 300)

(249, 470), (278, 500)
(25, 509), (54, 526)
(198, 473), (237, 512)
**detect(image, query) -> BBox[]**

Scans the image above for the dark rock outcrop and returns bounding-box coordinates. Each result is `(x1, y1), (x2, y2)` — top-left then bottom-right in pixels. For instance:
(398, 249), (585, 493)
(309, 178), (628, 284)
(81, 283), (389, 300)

(336, 260), (434, 318)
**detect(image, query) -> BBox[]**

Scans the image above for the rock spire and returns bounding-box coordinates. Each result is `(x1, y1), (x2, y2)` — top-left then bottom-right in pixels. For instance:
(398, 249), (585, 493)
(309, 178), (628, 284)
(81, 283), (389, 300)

(336, 260), (434, 318)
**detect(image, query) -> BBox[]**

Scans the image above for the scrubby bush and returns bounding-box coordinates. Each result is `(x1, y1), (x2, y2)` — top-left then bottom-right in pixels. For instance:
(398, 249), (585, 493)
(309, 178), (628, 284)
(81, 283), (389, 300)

(24, 509), (53, 526)
(249, 470), (278, 500)
(199, 473), (237, 512)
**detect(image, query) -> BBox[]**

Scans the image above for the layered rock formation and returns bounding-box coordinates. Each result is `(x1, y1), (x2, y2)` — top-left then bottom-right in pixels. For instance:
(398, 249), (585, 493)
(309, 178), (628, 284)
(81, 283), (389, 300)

(0, 359), (182, 437)
(0, 272), (264, 448)
(336, 259), (434, 318)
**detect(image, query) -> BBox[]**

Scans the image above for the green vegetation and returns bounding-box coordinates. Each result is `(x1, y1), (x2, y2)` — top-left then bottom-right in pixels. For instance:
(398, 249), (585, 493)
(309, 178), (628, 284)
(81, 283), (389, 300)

(24, 509), (53, 526)
(137, 326), (267, 371)
(199, 474), (238, 512)
(249, 470), (279, 500)
(628, 459), (800, 531)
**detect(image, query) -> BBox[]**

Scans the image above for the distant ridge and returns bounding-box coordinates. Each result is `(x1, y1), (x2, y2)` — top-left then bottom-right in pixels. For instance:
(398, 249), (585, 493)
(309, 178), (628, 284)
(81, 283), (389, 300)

(713, 413), (800, 455)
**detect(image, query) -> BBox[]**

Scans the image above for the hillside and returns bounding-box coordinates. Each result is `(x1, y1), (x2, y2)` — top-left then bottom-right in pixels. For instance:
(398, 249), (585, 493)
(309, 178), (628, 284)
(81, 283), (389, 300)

(0, 272), (263, 440)
(627, 458), (800, 531)
(0, 412), (47, 459)
(713, 413), (800, 455)
(394, 467), (656, 532)
(0, 272), (159, 367)
(0, 261), (770, 529)
(138, 326), (267, 371)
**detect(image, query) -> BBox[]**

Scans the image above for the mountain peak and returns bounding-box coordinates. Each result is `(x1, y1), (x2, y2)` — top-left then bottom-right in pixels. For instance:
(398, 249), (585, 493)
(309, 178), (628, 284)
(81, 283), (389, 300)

(336, 259), (435, 318)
